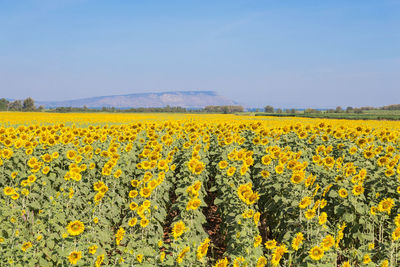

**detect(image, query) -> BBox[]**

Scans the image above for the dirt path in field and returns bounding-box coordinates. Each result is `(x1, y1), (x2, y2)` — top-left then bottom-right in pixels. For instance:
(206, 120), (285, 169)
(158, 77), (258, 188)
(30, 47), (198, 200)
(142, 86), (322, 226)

(203, 181), (226, 262)
(162, 184), (179, 249)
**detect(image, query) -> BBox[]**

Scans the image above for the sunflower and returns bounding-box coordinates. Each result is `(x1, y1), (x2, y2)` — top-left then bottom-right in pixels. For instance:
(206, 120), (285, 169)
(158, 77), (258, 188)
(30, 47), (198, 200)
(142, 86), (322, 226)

(378, 198), (395, 214)
(66, 220), (85, 236)
(140, 218), (149, 228)
(129, 190), (138, 198)
(129, 202), (138, 211)
(363, 254), (371, 264)
(261, 170), (270, 178)
(320, 235), (335, 251)
(196, 238), (210, 260)
(3, 187), (15, 196)
(68, 251), (82, 265)
(254, 235), (262, 248)
(214, 257), (228, 267)
(95, 254), (105, 267)
(290, 172), (305, 184)
(352, 184), (364, 196)
(88, 245), (98, 254)
(176, 246), (190, 264)
(305, 209), (316, 220)
(66, 150), (76, 160)
(21, 241), (32, 252)
(338, 188), (348, 198)
(265, 239), (277, 250)
(115, 227), (125, 245)
(218, 160), (228, 169)
(261, 155), (272, 165)
(291, 232), (304, 251)
(172, 221), (186, 240)
(298, 197), (311, 209)
(275, 164), (284, 174)
(137, 254), (143, 263)
(309, 246), (324, 260)
(256, 256), (267, 267)
(254, 212), (260, 225)
(128, 217), (137, 227)
(186, 198), (201, 211)
(227, 166), (236, 176)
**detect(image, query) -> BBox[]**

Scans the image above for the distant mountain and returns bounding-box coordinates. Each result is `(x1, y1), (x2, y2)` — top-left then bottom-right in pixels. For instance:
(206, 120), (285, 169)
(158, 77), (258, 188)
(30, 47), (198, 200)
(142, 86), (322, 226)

(37, 91), (239, 109)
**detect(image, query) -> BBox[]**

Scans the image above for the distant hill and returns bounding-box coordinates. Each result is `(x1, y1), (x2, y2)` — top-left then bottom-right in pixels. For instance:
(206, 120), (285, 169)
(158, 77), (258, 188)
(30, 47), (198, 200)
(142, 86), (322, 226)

(37, 91), (238, 109)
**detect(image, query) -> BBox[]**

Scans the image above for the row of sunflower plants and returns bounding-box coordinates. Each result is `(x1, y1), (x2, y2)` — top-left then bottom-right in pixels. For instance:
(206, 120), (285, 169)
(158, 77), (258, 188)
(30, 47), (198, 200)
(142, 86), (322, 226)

(163, 136), (211, 266)
(212, 135), (266, 267)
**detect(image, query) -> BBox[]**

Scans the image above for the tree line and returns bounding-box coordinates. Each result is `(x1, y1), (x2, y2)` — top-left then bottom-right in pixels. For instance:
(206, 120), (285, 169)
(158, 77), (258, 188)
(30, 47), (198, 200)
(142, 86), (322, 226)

(0, 97), (43, 112)
(263, 104), (400, 114)
(0, 97), (244, 114)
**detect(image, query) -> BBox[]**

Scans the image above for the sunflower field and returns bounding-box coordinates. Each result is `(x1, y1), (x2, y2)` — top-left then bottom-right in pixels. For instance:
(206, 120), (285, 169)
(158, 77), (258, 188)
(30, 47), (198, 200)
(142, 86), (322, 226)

(1, 112), (400, 266)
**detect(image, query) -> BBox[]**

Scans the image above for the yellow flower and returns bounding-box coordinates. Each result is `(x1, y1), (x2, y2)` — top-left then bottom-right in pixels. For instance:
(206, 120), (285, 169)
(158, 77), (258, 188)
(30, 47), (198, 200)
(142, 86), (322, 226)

(140, 218), (149, 228)
(305, 209), (316, 220)
(299, 196), (312, 209)
(66, 220), (85, 236)
(227, 166), (236, 176)
(176, 246), (190, 264)
(214, 257), (229, 267)
(292, 232), (304, 251)
(363, 254), (371, 264)
(320, 235), (335, 251)
(21, 242), (32, 252)
(137, 254), (143, 263)
(392, 227), (400, 241)
(368, 242), (375, 250)
(186, 198), (201, 211)
(197, 238), (210, 260)
(129, 217), (138, 227)
(275, 164), (284, 174)
(254, 212), (260, 225)
(254, 235), (262, 247)
(129, 202), (138, 211)
(256, 256), (267, 267)
(319, 212), (328, 225)
(88, 245), (98, 254)
(378, 198), (395, 214)
(381, 259), (389, 267)
(95, 254), (104, 267)
(115, 227), (125, 245)
(4, 187), (15, 196)
(309, 246), (324, 260)
(129, 190), (138, 198)
(352, 184), (364, 196)
(265, 239), (277, 250)
(338, 188), (348, 198)
(172, 221), (186, 240)
(68, 251), (82, 265)
(218, 160), (228, 169)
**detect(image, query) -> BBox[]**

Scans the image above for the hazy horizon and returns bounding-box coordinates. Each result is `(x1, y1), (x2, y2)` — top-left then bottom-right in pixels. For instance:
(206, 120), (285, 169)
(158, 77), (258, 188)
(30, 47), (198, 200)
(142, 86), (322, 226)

(1, 0), (399, 108)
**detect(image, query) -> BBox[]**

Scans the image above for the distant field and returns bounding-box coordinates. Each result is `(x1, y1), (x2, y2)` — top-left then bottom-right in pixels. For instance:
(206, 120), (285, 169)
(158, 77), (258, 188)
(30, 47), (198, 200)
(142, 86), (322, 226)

(255, 111), (400, 120)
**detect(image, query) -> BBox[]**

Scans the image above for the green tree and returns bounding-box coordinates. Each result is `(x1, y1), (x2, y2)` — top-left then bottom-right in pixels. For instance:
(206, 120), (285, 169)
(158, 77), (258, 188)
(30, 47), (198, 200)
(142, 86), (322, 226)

(0, 98), (9, 111)
(335, 106), (343, 113)
(264, 105), (274, 113)
(8, 100), (22, 111)
(23, 97), (35, 111)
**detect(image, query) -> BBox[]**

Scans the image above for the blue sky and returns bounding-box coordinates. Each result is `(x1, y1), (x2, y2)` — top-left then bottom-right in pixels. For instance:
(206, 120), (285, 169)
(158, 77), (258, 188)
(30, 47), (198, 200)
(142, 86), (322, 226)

(0, 0), (399, 108)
